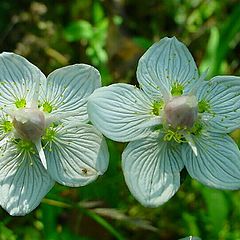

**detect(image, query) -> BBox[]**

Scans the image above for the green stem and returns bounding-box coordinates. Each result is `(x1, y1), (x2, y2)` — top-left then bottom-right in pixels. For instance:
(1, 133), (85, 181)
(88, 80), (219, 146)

(42, 198), (125, 240)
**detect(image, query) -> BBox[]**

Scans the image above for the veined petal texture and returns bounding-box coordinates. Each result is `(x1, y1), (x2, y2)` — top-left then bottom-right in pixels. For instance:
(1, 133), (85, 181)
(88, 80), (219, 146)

(122, 132), (182, 207)
(0, 52), (46, 111)
(137, 37), (199, 99)
(197, 76), (240, 133)
(0, 142), (54, 216)
(183, 132), (240, 189)
(41, 64), (101, 122)
(88, 83), (159, 142)
(45, 122), (109, 186)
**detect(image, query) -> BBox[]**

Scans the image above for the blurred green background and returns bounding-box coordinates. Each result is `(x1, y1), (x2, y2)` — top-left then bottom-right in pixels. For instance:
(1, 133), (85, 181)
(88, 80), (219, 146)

(0, 0), (240, 239)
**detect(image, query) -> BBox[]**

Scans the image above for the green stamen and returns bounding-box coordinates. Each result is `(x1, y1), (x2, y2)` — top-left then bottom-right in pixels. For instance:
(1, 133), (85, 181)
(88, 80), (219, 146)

(42, 102), (53, 113)
(17, 139), (35, 154)
(198, 99), (210, 113)
(152, 100), (164, 116)
(171, 83), (184, 96)
(190, 122), (203, 136)
(163, 129), (186, 143)
(1, 120), (13, 133)
(42, 127), (56, 142)
(15, 98), (26, 108)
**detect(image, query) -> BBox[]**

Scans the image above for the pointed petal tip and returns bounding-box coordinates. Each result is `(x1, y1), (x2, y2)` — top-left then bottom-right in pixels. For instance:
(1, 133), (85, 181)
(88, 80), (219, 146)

(34, 140), (47, 170)
(185, 133), (198, 156)
(192, 146), (198, 156)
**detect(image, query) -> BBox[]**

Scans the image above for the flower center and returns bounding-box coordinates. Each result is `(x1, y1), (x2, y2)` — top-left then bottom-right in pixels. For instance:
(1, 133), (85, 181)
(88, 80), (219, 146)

(164, 95), (198, 129)
(13, 108), (46, 142)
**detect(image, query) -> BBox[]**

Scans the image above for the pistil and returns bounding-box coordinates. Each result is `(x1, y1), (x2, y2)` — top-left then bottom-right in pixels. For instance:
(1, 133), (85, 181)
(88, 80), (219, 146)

(13, 108), (46, 142)
(164, 95), (198, 129)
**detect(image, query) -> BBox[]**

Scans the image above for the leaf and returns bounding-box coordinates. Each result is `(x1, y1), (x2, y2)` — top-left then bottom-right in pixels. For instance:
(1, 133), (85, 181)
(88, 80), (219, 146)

(200, 4), (240, 77)
(92, 1), (105, 23)
(201, 187), (229, 238)
(64, 20), (93, 42)
(181, 213), (200, 237)
(0, 223), (16, 240)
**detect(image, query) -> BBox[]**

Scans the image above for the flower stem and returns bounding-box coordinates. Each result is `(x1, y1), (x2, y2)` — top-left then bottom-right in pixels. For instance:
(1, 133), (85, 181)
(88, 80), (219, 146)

(42, 198), (126, 240)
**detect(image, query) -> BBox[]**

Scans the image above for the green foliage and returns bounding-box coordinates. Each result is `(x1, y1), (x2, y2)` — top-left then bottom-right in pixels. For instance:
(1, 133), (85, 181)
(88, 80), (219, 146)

(64, 20), (93, 42)
(200, 4), (240, 77)
(64, 1), (108, 65)
(0, 223), (16, 240)
(201, 188), (229, 239)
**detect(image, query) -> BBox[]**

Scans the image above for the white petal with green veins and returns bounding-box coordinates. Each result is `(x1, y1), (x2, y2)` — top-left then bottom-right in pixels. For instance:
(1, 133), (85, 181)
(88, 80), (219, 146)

(137, 37), (199, 99)
(44, 122), (109, 187)
(40, 64), (101, 123)
(122, 132), (182, 207)
(0, 142), (54, 216)
(88, 83), (159, 142)
(197, 76), (240, 133)
(183, 132), (240, 189)
(0, 52), (46, 111)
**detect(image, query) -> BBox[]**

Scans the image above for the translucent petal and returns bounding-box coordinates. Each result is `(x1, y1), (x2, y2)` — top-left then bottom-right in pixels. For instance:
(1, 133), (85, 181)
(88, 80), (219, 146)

(41, 64), (101, 123)
(34, 139), (47, 169)
(183, 132), (240, 189)
(45, 122), (109, 186)
(122, 132), (182, 207)
(0, 52), (46, 111)
(184, 133), (198, 156)
(88, 83), (160, 142)
(137, 37), (199, 100)
(0, 142), (54, 216)
(197, 76), (240, 133)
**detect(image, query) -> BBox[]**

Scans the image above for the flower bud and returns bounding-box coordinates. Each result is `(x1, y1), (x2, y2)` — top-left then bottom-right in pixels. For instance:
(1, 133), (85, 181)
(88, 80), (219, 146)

(164, 95), (198, 129)
(13, 108), (45, 141)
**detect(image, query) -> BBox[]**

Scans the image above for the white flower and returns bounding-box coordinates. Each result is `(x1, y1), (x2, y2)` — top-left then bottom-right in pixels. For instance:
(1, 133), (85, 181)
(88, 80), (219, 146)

(87, 37), (240, 207)
(0, 52), (109, 215)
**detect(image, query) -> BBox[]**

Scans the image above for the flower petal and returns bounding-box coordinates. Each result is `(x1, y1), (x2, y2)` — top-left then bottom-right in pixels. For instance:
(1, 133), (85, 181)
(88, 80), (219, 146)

(35, 139), (47, 169)
(197, 76), (240, 133)
(88, 83), (160, 142)
(0, 142), (54, 216)
(0, 52), (46, 111)
(137, 37), (199, 100)
(44, 122), (109, 186)
(183, 132), (240, 189)
(41, 64), (101, 123)
(122, 132), (182, 207)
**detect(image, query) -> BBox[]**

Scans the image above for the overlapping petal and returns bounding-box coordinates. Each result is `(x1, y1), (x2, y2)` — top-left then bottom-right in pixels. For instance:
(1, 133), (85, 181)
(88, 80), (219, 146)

(122, 132), (182, 207)
(183, 132), (240, 189)
(41, 64), (101, 122)
(197, 76), (240, 133)
(137, 37), (199, 99)
(45, 122), (109, 187)
(0, 52), (46, 111)
(0, 142), (54, 216)
(88, 83), (160, 142)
